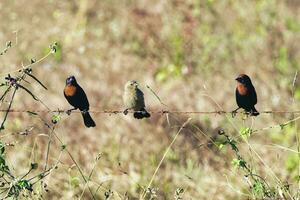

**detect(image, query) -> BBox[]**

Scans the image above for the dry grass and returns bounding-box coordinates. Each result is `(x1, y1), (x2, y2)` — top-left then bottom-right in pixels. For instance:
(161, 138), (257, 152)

(0, 0), (300, 199)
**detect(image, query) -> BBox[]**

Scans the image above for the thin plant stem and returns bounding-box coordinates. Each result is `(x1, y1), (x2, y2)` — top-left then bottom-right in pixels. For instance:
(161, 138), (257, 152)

(140, 118), (191, 200)
(0, 87), (17, 130)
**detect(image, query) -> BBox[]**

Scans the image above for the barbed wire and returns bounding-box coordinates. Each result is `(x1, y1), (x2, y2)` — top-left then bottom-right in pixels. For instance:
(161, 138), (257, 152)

(0, 109), (300, 115)
(0, 43), (299, 199)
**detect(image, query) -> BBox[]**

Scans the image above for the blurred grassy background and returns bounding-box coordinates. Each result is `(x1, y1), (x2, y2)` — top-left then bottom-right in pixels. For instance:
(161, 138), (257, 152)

(0, 0), (300, 199)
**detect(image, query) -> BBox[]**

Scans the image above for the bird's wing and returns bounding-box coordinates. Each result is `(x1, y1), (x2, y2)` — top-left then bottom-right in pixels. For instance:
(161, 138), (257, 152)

(235, 88), (242, 108)
(136, 88), (145, 108)
(76, 85), (90, 110)
(250, 86), (258, 105)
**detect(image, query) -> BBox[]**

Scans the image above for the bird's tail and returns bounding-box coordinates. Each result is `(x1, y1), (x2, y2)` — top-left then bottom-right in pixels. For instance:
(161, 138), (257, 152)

(81, 111), (96, 127)
(250, 107), (259, 116)
(134, 108), (151, 119)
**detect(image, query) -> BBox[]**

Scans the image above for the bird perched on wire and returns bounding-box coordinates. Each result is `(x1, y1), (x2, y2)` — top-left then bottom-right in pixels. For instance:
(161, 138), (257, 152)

(233, 74), (259, 117)
(123, 80), (151, 119)
(63, 76), (96, 127)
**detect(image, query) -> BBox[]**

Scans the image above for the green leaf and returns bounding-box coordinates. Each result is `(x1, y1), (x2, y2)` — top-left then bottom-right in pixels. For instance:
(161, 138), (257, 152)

(0, 142), (5, 155)
(252, 180), (265, 196)
(232, 158), (247, 169)
(232, 158), (240, 169)
(239, 127), (252, 140)
(218, 144), (224, 150)
(228, 138), (238, 152)
(0, 155), (9, 172)
(71, 176), (80, 188)
(18, 180), (32, 191)
(0, 155), (6, 168)
(51, 114), (61, 124)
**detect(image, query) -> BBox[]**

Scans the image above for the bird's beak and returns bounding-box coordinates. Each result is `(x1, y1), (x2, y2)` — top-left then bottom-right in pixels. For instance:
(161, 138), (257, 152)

(235, 77), (241, 81)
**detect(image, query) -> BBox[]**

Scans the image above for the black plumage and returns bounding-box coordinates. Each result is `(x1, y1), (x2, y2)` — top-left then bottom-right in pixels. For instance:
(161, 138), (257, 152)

(63, 76), (96, 127)
(235, 74), (259, 116)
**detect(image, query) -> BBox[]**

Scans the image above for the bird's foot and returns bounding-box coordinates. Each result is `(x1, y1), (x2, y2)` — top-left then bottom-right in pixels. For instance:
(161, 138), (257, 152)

(231, 108), (240, 118)
(123, 109), (129, 115)
(248, 110), (259, 117)
(81, 110), (88, 114)
(66, 110), (72, 115)
(66, 108), (76, 115)
(231, 111), (237, 118)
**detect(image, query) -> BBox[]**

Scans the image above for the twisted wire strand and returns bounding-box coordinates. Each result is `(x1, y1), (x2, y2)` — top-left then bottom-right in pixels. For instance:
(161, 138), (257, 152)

(0, 109), (300, 114)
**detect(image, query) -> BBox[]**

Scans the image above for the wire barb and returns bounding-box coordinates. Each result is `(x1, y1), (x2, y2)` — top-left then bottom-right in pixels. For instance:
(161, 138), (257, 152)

(0, 109), (299, 115)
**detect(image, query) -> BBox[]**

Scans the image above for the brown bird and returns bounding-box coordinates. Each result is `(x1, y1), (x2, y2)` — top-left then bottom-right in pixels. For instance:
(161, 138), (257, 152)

(233, 74), (259, 116)
(63, 76), (96, 127)
(123, 80), (151, 119)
